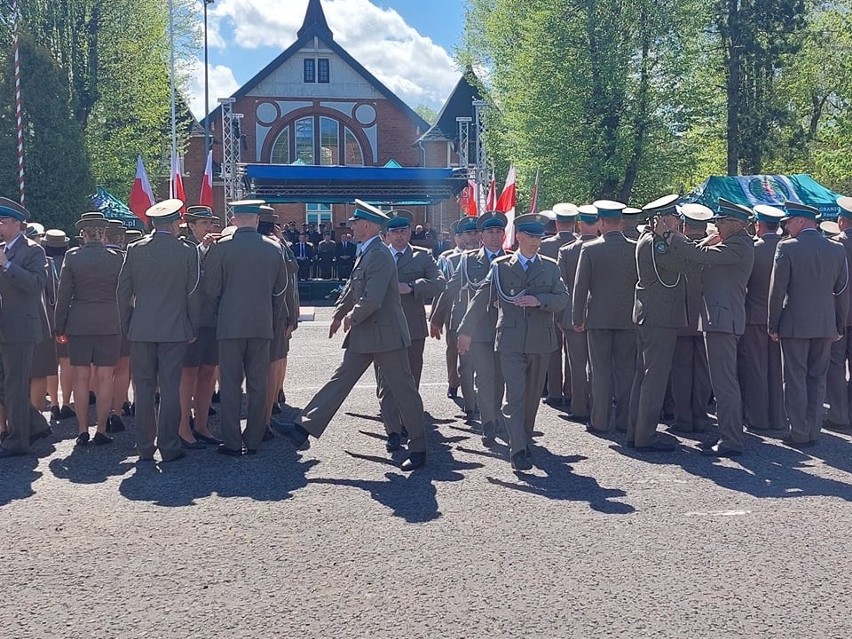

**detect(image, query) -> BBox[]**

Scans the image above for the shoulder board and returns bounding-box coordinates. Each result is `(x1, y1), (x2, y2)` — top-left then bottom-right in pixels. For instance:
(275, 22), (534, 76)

(538, 254), (558, 266)
(493, 254), (513, 264)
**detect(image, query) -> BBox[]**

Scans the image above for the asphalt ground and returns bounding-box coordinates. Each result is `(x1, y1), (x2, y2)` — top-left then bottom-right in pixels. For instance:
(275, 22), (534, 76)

(2, 307), (852, 638)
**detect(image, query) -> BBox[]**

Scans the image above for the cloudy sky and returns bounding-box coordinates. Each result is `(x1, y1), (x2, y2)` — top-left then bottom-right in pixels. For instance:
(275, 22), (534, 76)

(185, 0), (467, 120)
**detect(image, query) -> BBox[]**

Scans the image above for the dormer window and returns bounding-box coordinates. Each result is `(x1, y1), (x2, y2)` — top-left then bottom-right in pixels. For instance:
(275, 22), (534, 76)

(304, 58), (329, 84)
(304, 59), (316, 83)
(318, 58), (330, 83)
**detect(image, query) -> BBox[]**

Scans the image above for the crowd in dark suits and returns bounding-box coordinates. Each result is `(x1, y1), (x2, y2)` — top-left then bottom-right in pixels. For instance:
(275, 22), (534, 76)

(3, 193), (852, 474)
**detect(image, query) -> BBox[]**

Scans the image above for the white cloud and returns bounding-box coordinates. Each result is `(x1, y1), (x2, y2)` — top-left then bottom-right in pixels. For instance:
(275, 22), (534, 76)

(206, 0), (460, 110)
(185, 58), (241, 120)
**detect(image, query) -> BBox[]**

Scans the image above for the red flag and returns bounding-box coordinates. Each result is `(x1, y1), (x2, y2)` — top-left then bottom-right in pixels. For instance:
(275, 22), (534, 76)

(199, 150), (213, 208)
(529, 169), (540, 214)
(497, 165), (517, 249)
(459, 179), (478, 217)
(171, 151), (187, 213)
(486, 173), (497, 211)
(128, 155), (154, 225)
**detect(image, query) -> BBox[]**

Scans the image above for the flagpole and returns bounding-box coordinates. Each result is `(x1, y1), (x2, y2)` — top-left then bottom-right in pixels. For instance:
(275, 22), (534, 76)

(12, 0), (25, 206)
(169, 0), (177, 199)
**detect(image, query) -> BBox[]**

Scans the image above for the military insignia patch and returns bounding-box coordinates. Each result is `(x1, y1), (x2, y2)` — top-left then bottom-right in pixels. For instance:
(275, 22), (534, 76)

(654, 239), (669, 255)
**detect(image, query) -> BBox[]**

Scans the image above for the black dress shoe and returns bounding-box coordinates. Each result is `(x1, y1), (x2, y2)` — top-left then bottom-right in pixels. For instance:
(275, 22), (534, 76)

(244, 448), (258, 455)
(635, 439), (677, 452)
(272, 420), (311, 450)
(0, 447), (27, 459)
(30, 427), (51, 444)
(93, 432), (113, 446)
(160, 450), (187, 463)
(386, 432), (401, 452)
(585, 426), (610, 438)
(107, 414), (125, 433)
(121, 401), (133, 417)
(76, 432), (90, 446)
(216, 445), (242, 457)
(568, 413), (590, 423)
(193, 430), (223, 446)
(58, 405), (76, 420)
(782, 438), (816, 448)
(700, 444), (742, 458)
(180, 436), (205, 450)
(400, 452), (426, 471)
(510, 451), (533, 471)
(822, 420), (852, 432)
(446, 386), (458, 399)
(49, 405), (61, 421)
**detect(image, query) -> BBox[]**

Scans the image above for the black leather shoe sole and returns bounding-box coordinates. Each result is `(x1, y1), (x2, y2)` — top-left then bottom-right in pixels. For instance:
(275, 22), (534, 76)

(216, 445), (242, 457)
(93, 432), (113, 446)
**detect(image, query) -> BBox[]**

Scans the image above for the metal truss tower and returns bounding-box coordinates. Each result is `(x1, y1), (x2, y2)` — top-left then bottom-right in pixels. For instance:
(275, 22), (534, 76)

(219, 97), (243, 220)
(456, 116), (472, 172)
(473, 99), (489, 211)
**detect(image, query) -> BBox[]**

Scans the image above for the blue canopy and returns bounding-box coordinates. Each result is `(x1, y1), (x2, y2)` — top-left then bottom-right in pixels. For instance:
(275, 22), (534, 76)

(241, 164), (468, 205)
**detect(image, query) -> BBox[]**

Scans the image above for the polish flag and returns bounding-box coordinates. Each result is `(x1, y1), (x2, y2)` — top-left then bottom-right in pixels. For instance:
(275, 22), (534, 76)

(486, 173), (497, 211)
(199, 150), (214, 208)
(529, 169), (540, 214)
(459, 179), (478, 217)
(171, 151), (187, 213)
(497, 165), (517, 249)
(128, 155), (154, 225)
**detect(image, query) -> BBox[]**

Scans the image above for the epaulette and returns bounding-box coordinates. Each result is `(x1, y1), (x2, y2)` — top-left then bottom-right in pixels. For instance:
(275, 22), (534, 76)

(493, 254), (513, 264)
(539, 254), (558, 266)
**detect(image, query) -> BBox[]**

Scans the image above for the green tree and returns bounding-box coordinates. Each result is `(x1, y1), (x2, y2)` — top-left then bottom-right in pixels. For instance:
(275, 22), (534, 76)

(0, 33), (92, 231)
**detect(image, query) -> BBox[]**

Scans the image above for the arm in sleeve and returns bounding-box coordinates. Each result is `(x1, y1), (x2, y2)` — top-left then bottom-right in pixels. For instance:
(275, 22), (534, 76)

(116, 250), (134, 335)
(767, 245), (789, 332)
(411, 254), (445, 300)
(572, 247), (591, 325)
(54, 258), (74, 335)
(457, 274), (492, 338)
(834, 247), (849, 335)
(536, 265), (569, 313)
(4, 244), (47, 294)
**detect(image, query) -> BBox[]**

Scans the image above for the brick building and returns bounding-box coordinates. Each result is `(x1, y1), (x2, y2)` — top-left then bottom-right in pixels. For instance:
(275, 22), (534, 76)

(183, 0), (480, 232)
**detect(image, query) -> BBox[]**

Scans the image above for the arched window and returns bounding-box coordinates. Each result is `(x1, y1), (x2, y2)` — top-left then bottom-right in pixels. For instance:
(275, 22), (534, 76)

(295, 117), (314, 164)
(344, 127), (363, 166)
(320, 117), (339, 165)
(270, 128), (290, 164)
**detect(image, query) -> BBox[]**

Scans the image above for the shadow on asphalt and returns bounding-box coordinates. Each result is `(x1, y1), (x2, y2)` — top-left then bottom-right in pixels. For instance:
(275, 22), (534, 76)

(309, 413), (483, 523)
(48, 442), (135, 486)
(0, 452), (45, 507)
(612, 432), (852, 501)
(485, 443), (636, 515)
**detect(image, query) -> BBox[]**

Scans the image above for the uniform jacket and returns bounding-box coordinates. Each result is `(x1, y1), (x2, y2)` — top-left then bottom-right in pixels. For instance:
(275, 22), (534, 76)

(456, 248), (505, 342)
(54, 242), (124, 336)
(0, 234), (47, 343)
(557, 233), (595, 331)
(281, 240), (301, 329)
(336, 240), (357, 261)
(294, 241), (315, 261)
(468, 253), (568, 354)
(117, 230), (200, 343)
(333, 234), (411, 353)
(768, 228), (848, 339)
(632, 229), (689, 328)
(430, 249), (465, 328)
(669, 230), (754, 335)
(204, 227), (289, 340)
(572, 232), (637, 330)
(185, 235), (219, 329)
(539, 231), (576, 261)
(833, 231), (852, 327)
(745, 233), (781, 326)
(317, 239), (337, 262)
(392, 244), (445, 341)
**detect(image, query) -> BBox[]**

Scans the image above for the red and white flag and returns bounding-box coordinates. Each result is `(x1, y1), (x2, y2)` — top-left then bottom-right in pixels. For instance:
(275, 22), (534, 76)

(459, 179), (478, 217)
(171, 151), (187, 213)
(128, 155), (154, 225)
(529, 169), (540, 214)
(486, 172), (497, 211)
(199, 150), (214, 208)
(497, 165), (517, 249)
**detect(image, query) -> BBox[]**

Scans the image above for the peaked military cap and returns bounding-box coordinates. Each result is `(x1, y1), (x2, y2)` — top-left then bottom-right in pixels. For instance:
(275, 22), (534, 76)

(577, 204), (599, 225)
(477, 211), (508, 230)
(258, 204), (279, 224)
(782, 201), (820, 221)
(678, 202), (714, 222)
(146, 199), (184, 223)
(552, 202), (578, 221)
(349, 199), (390, 225)
(836, 196), (852, 220)
(125, 229), (145, 243)
(820, 220), (841, 236)
(75, 211), (109, 230)
(450, 219), (462, 235)
(753, 204), (785, 224)
(186, 205), (216, 221)
(229, 199), (264, 216)
(457, 216), (479, 233)
(593, 199), (627, 219)
(514, 213), (550, 237)
(25, 222), (45, 238)
(0, 197), (29, 221)
(43, 229), (70, 248)
(714, 198), (752, 222)
(642, 194), (680, 217)
(622, 206), (644, 217)
(386, 209), (414, 229)
(538, 209), (556, 222)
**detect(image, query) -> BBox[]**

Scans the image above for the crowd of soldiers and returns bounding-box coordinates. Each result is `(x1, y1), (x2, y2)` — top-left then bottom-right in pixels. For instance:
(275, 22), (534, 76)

(1, 191), (851, 474)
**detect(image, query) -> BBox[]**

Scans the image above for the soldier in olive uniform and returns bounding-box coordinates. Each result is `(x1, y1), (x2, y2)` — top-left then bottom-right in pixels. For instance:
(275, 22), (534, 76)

(0, 198), (50, 459)
(668, 204), (713, 434)
(316, 233), (337, 279)
(55, 212), (125, 446)
(824, 197), (852, 431)
(571, 201), (638, 434)
(540, 203), (577, 407)
(622, 207), (647, 241)
(742, 205), (785, 431)
(432, 220), (466, 398)
(204, 200), (289, 456)
(430, 217), (480, 417)
(557, 205), (598, 421)
(461, 213), (568, 471)
(378, 210), (445, 450)
(769, 201), (848, 446)
(277, 202), (427, 471)
(117, 199), (200, 463)
(456, 212), (509, 445)
(660, 198), (755, 457)
(178, 206), (223, 448)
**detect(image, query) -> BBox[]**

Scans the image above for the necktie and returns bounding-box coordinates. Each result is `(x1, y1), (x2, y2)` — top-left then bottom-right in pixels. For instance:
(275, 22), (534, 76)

(300, 244), (305, 258)
(395, 251), (401, 265)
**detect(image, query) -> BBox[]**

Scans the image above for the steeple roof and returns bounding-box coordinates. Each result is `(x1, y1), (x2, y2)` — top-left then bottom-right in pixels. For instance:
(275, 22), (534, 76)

(298, 0), (333, 40)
